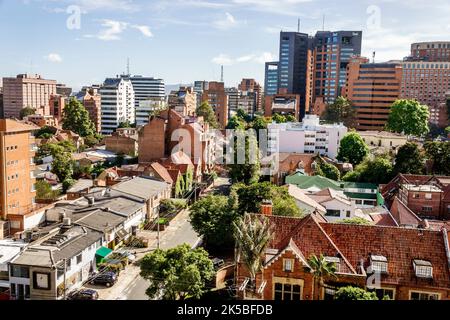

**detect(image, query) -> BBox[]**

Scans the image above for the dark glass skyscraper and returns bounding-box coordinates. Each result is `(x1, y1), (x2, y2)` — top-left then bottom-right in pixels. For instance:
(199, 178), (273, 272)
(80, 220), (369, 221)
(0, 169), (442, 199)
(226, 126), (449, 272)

(264, 62), (279, 96)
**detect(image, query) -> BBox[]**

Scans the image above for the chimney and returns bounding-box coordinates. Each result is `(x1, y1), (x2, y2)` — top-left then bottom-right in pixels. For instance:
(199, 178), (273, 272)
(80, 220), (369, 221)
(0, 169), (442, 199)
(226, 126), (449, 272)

(419, 219), (430, 229)
(260, 200), (273, 216)
(87, 197), (95, 206)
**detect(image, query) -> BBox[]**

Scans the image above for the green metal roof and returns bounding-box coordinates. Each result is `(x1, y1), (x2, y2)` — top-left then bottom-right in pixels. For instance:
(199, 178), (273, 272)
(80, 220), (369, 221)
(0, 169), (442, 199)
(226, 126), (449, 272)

(343, 182), (377, 190)
(96, 246), (113, 258)
(285, 173), (342, 190)
(344, 192), (377, 200)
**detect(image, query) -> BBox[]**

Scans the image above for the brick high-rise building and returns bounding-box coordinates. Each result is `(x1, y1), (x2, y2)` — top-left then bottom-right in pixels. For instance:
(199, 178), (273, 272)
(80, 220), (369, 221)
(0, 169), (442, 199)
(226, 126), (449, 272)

(201, 81), (228, 128)
(0, 120), (37, 225)
(76, 87), (102, 133)
(168, 86), (197, 117)
(238, 79), (262, 112)
(409, 41), (450, 62)
(343, 58), (402, 131)
(48, 94), (66, 123)
(2, 74), (57, 118)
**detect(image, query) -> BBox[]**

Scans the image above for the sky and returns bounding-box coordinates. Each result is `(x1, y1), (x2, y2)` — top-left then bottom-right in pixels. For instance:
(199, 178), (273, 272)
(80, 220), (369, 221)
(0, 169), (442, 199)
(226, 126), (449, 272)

(0, 0), (449, 91)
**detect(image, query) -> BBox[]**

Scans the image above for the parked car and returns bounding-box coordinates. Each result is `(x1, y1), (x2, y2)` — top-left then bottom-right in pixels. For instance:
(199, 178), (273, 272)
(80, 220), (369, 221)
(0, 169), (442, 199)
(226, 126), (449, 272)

(212, 257), (225, 269)
(68, 289), (99, 300)
(90, 271), (117, 287)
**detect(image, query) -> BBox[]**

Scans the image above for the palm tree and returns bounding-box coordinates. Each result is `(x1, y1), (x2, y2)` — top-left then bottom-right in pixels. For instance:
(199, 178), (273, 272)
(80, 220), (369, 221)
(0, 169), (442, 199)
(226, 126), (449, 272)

(233, 213), (273, 294)
(307, 254), (338, 300)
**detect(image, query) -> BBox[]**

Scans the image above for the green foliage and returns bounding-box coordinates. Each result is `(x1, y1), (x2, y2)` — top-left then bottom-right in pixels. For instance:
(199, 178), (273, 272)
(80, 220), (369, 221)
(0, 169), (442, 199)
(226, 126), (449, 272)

(19, 106), (36, 119)
(251, 115), (269, 131)
(62, 98), (96, 137)
(233, 182), (303, 217)
(35, 180), (61, 200)
(189, 195), (237, 247)
(73, 165), (92, 179)
(35, 126), (55, 139)
(51, 152), (74, 184)
(118, 120), (135, 128)
(140, 244), (215, 300)
(285, 114), (297, 122)
(386, 99), (430, 136)
(394, 142), (425, 175)
(424, 141), (450, 175)
(343, 155), (394, 185)
(337, 132), (369, 166)
(307, 254), (338, 300)
(161, 199), (188, 215)
(196, 102), (219, 129)
(339, 217), (372, 225)
(272, 113), (287, 124)
(226, 115), (246, 130)
(62, 178), (75, 193)
(445, 126), (450, 134)
(83, 135), (100, 148)
(315, 159), (341, 181)
(321, 96), (356, 128)
(228, 133), (261, 185)
(334, 286), (379, 300)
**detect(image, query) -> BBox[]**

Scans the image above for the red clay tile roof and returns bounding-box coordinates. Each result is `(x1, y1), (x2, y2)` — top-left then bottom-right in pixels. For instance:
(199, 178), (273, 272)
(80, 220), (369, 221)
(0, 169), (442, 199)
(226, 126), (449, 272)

(390, 197), (422, 227)
(150, 162), (173, 184)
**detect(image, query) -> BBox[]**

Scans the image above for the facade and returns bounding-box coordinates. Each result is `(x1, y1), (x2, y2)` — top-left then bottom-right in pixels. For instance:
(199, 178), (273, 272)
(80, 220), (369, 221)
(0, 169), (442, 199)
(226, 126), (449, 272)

(168, 86), (197, 117)
(201, 81), (228, 128)
(77, 87), (102, 133)
(264, 62), (279, 96)
(343, 58), (402, 131)
(238, 79), (262, 112)
(312, 31), (362, 104)
(99, 78), (135, 135)
(409, 42), (450, 62)
(0, 120), (37, 226)
(357, 131), (408, 154)
(267, 115), (347, 159)
(48, 94), (66, 122)
(104, 128), (138, 156)
(236, 213), (450, 300)
(265, 93), (301, 119)
(2, 74), (57, 119)
(225, 87), (239, 117)
(400, 61), (450, 127)
(135, 98), (167, 126)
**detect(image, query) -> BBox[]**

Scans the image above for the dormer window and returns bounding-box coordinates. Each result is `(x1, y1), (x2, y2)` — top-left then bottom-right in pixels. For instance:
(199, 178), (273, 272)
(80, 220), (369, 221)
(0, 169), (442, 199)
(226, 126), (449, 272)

(413, 260), (433, 279)
(283, 259), (294, 272)
(324, 256), (340, 272)
(370, 255), (388, 274)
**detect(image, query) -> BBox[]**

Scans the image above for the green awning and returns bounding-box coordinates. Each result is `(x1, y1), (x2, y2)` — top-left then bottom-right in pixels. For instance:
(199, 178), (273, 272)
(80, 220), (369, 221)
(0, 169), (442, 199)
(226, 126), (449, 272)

(96, 246), (113, 259)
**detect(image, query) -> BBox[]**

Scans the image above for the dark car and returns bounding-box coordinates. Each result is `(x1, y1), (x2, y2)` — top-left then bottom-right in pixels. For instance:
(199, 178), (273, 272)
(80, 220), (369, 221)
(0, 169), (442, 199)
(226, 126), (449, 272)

(90, 271), (117, 287)
(212, 258), (225, 269)
(68, 289), (99, 300)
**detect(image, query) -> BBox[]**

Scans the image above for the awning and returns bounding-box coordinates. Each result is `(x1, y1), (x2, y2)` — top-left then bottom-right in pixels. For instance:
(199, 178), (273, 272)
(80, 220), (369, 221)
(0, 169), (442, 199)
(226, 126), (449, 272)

(96, 246), (113, 259)
(115, 228), (128, 241)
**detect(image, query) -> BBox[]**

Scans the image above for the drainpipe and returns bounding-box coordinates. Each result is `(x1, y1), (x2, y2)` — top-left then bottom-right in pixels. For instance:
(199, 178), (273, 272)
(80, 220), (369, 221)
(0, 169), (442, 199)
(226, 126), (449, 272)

(442, 229), (450, 272)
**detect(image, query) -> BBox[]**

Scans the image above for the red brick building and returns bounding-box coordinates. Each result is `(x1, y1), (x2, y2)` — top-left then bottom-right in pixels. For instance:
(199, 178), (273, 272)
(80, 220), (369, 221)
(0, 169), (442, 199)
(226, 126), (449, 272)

(201, 81), (228, 128)
(236, 213), (450, 300)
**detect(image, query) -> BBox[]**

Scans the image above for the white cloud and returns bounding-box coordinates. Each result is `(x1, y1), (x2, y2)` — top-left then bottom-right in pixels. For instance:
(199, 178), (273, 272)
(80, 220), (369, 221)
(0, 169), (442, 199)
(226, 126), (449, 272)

(212, 52), (275, 65)
(44, 53), (63, 63)
(132, 25), (153, 37)
(214, 12), (238, 30)
(231, 0), (313, 16)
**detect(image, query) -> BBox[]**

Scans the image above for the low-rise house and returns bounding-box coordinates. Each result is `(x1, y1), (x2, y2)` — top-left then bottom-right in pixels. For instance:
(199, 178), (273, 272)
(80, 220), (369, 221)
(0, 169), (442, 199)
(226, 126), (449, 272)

(358, 131), (408, 154)
(307, 188), (359, 221)
(66, 179), (95, 200)
(9, 221), (103, 300)
(286, 185), (326, 215)
(263, 153), (316, 186)
(236, 212), (450, 300)
(0, 240), (28, 292)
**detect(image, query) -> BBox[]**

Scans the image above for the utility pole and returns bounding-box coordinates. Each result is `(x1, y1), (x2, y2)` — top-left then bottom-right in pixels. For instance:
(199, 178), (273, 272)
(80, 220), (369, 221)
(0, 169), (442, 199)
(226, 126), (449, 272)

(63, 258), (67, 300)
(156, 210), (160, 250)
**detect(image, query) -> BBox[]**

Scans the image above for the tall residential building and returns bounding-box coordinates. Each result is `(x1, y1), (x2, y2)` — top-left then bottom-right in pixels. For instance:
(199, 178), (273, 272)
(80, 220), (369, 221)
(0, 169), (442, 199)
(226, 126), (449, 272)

(201, 81), (228, 128)
(2, 74), (57, 118)
(264, 62), (279, 96)
(99, 78), (135, 135)
(76, 87), (102, 133)
(343, 58), (402, 131)
(278, 32), (313, 119)
(312, 31), (362, 104)
(0, 120), (37, 225)
(409, 41), (450, 62)
(56, 83), (72, 97)
(225, 87), (239, 117)
(401, 61), (450, 127)
(194, 81), (208, 108)
(0, 87), (4, 118)
(48, 94), (66, 123)
(135, 98), (167, 127)
(168, 86), (197, 117)
(238, 79), (262, 112)
(267, 115), (347, 159)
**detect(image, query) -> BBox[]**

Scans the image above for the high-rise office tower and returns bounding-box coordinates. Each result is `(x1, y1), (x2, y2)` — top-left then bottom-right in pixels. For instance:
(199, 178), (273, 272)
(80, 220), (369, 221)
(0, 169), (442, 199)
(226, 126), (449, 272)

(99, 77), (135, 134)
(264, 62), (279, 96)
(409, 41), (450, 62)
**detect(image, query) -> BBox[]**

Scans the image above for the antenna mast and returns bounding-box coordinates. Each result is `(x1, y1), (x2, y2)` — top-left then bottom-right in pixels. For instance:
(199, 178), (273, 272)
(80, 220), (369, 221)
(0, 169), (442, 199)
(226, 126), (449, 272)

(127, 57), (130, 76)
(297, 18), (300, 32)
(322, 15), (325, 31)
(221, 65), (224, 83)
(372, 51), (376, 63)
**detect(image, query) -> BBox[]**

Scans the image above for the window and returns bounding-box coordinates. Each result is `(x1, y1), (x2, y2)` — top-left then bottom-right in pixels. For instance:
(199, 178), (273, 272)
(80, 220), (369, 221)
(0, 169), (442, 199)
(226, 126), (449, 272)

(283, 259), (294, 272)
(326, 209), (340, 217)
(370, 255), (388, 274)
(425, 193), (432, 200)
(274, 283), (302, 300)
(76, 254), (82, 265)
(410, 291), (439, 300)
(370, 288), (395, 300)
(413, 194), (420, 199)
(346, 211), (351, 218)
(33, 272), (51, 290)
(10, 265), (30, 278)
(323, 288), (336, 300)
(324, 256), (340, 272)
(10, 284), (16, 298)
(413, 260), (433, 278)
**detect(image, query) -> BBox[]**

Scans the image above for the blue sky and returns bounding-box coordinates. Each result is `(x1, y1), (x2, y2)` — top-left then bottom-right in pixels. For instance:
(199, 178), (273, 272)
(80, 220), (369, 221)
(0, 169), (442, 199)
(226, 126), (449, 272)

(1, 0), (449, 91)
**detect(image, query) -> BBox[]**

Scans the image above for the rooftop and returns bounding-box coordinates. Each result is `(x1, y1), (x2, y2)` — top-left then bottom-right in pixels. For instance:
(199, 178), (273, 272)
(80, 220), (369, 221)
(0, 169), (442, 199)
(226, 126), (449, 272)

(402, 184), (443, 192)
(112, 176), (170, 201)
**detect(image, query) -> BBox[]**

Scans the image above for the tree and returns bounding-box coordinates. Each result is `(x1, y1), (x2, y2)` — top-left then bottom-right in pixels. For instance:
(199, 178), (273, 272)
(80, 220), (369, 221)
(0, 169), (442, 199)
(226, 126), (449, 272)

(337, 132), (369, 166)
(236, 109), (252, 123)
(307, 254), (337, 300)
(83, 135), (100, 148)
(251, 115), (270, 131)
(334, 286), (378, 300)
(140, 244), (215, 300)
(386, 99), (430, 136)
(285, 114), (297, 122)
(35, 126), (56, 139)
(272, 113), (287, 124)
(36, 180), (60, 200)
(118, 120), (135, 129)
(228, 132), (261, 185)
(226, 116), (246, 130)
(196, 102), (219, 129)
(51, 152), (74, 184)
(424, 141), (450, 175)
(394, 143), (425, 174)
(321, 96), (356, 128)
(62, 98), (96, 137)
(340, 217), (372, 225)
(233, 214), (272, 292)
(343, 155), (394, 185)
(189, 195), (237, 247)
(19, 106), (36, 119)
(315, 159), (341, 181)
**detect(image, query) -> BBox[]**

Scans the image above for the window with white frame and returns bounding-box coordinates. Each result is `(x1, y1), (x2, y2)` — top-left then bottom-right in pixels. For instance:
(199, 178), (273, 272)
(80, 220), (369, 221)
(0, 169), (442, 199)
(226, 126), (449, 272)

(283, 259), (294, 272)
(410, 291), (439, 300)
(370, 255), (388, 274)
(274, 283), (301, 300)
(413, 260), (433, 278)
(324, 256), (340, 272)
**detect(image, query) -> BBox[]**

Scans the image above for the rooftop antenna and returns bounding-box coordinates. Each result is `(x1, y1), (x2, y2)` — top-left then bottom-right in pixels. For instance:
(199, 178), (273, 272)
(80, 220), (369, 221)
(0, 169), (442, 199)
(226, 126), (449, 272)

(372, 51), (376, 63)
(297, 18), (301, 32)
(322, 15), (325, 31)
(126, 57), (130, 76)
(220, 65), (224, 83)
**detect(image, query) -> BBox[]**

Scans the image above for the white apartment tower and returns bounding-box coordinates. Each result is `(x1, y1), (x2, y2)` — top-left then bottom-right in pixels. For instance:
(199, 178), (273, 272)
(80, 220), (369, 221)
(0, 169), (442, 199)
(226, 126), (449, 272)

(100, 77), (135, 135)
(268, 115), (348, 159)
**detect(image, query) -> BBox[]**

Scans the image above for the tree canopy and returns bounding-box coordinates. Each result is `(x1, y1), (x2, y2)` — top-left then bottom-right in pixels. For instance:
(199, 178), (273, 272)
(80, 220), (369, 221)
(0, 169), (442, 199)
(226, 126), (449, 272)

(228, 132), (261, 185)
(394, 142), (425, 175)
(19, 106), (36, 119)
(62, 98), (96, 137)
(424, 141), (450, 175)
(51, 151), (74, 185)
(386, 99), (430, 137)
(334, 286), (378, 300)
(196, 102), (219, 129)
(336, 132), (369, 166)
(343, 154), (394, 185)
(321, 96), (357, 128)
(315, 158), (341, 181)
(140, 244), (215, 300)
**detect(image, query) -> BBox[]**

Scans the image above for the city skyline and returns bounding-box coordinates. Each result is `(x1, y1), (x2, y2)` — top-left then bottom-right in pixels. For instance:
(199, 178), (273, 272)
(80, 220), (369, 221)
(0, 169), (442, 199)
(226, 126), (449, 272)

(1, 0), (450, 90)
